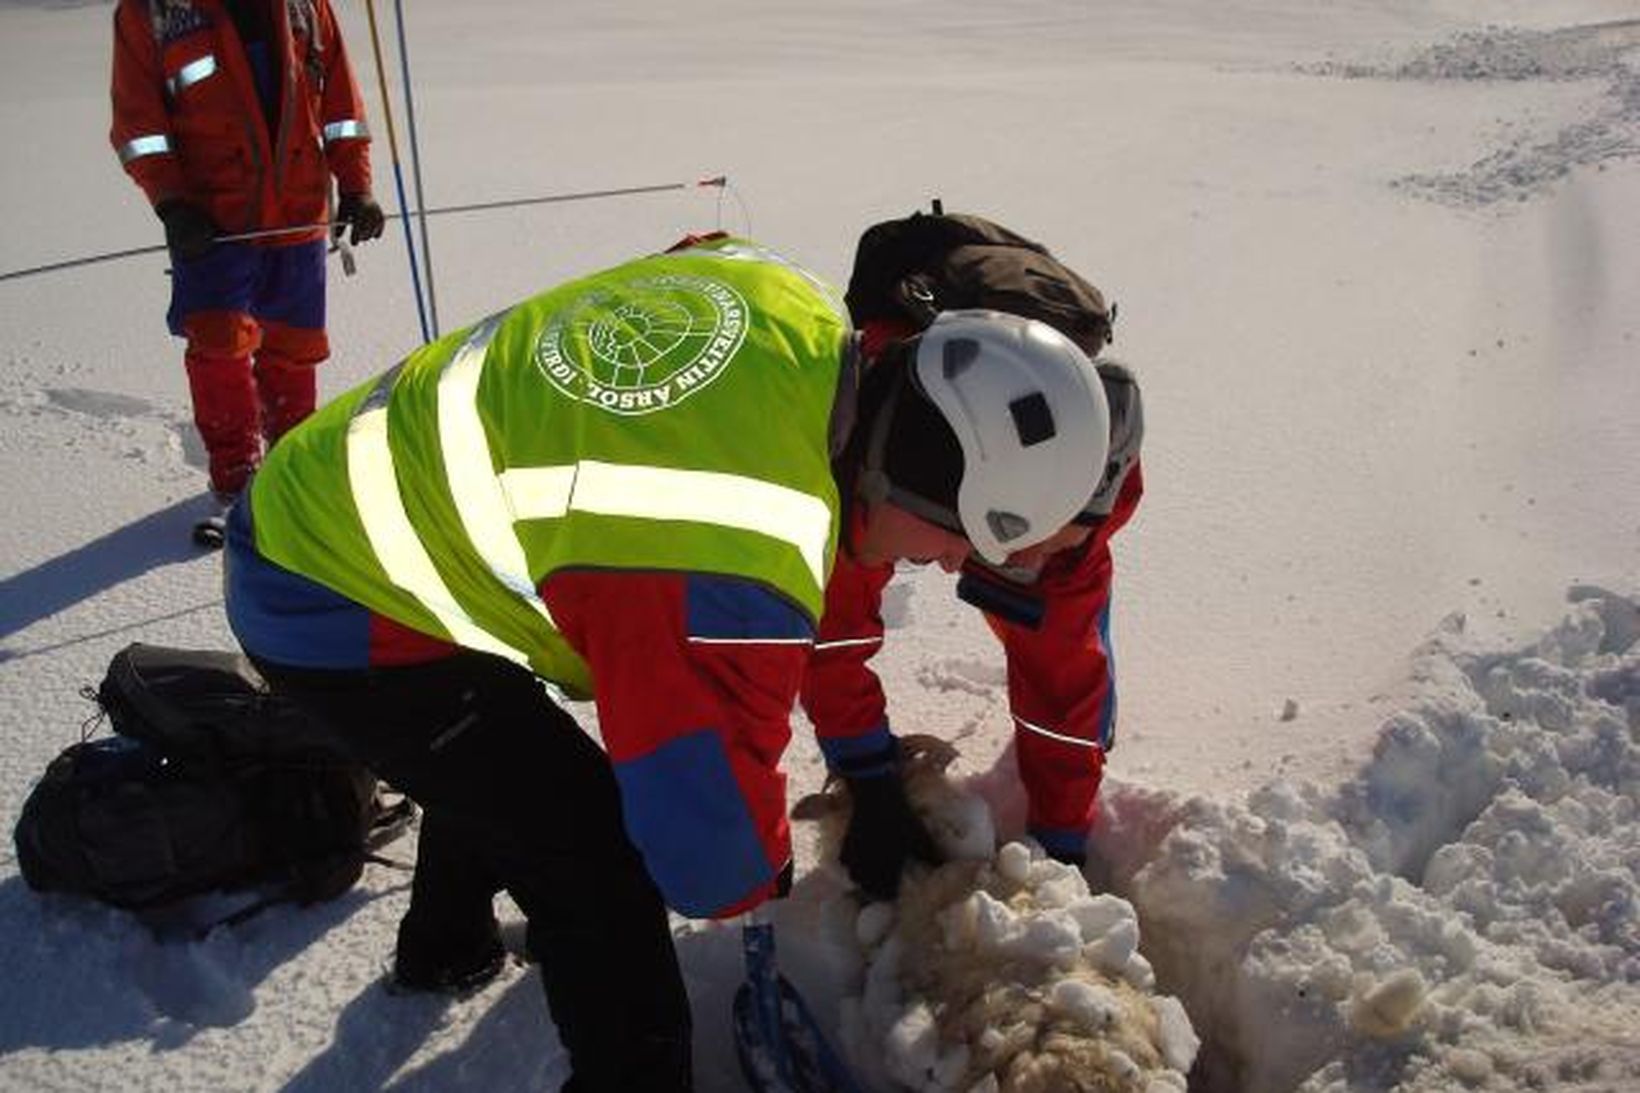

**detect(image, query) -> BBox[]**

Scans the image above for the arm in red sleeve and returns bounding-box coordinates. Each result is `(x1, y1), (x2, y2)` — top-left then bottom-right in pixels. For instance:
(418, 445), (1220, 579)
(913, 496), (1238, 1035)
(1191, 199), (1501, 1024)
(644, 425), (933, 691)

(986, 462), (1143, 857)
(315, 0), (372, 194)
(543, 568), (811, 919)
(799, 544), (900, 777)
(109, 0), (187, 207)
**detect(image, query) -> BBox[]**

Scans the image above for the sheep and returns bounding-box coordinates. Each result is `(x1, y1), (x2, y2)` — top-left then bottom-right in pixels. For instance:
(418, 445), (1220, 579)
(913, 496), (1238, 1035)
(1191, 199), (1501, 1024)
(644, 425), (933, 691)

(792, 734), (997, 868)
(794, 738), (1199, 1093)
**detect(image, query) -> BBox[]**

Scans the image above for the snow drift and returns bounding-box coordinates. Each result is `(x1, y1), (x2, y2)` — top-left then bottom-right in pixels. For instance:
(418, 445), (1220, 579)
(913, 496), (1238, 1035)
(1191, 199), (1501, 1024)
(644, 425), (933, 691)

(1095, 587), (1640, 1092)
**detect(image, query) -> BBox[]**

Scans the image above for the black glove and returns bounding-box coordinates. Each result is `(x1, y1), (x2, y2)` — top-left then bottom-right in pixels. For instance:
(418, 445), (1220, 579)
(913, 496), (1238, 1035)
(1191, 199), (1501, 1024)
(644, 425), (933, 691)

(156, 199), (217, 261)
(1047, 844), (1087, 868)
(839, 772), (941, 901)
(772, 859), (794, 900)
(335, 191), (386, 245)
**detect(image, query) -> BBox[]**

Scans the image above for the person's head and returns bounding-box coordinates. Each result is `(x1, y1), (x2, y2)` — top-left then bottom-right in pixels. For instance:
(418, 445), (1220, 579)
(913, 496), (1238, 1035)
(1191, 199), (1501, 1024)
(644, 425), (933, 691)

(847, 310), (1110, 570)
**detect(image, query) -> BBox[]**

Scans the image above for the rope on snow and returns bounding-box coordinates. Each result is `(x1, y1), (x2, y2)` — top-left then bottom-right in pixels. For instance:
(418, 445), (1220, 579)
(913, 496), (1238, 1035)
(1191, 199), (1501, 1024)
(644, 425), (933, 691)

(0, 176), (732, 286)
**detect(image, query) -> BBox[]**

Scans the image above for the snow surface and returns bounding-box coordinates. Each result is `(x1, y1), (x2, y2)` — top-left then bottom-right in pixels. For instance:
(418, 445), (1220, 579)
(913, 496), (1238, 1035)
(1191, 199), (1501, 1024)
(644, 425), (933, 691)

(2, 1), (1638, 1090)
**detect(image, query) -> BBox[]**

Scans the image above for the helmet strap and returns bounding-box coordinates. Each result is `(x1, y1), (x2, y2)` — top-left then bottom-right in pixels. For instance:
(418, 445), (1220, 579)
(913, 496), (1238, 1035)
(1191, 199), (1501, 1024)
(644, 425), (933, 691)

(827, 334), (864, 460)
(856, 364), (965, 534)
(857, 366), (905, 503)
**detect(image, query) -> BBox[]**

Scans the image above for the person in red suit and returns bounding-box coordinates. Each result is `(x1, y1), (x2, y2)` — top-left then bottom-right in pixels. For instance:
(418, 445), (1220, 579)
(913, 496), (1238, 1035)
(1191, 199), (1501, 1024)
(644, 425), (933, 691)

(801, 311), (1145, 897)
(111, 0), (385, 532)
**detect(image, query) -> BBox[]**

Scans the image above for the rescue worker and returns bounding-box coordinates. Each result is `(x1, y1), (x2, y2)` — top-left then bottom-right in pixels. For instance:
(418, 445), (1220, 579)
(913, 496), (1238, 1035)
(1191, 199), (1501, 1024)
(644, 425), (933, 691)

(803, 316), (1144, 897)
(110, 0), (385, 538)
(221, 232), (1113, 1091)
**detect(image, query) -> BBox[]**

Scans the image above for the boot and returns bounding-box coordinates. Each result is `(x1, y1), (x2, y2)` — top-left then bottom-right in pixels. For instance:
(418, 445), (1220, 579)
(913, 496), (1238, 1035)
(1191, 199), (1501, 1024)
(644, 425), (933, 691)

(390, 911), (506, 995)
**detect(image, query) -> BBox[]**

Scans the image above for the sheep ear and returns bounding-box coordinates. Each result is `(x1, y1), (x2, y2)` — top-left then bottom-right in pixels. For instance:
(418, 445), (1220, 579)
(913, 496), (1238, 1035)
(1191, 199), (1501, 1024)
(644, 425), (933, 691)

(898, 733), (961, 772)
(792, 785), (843, 821)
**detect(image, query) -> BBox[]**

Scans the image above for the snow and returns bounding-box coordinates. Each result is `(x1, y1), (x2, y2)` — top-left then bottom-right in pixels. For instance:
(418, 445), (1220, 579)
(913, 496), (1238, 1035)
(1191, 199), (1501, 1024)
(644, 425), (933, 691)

(1094, 588), (1640, 1090)
(1, 1), (1638, 1090)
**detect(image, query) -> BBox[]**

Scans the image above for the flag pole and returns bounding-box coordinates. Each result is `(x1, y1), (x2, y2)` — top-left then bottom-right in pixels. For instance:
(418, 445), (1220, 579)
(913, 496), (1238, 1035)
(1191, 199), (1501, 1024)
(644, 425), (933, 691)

(362, 0), (431, 343)
(392, 0), (440, 339)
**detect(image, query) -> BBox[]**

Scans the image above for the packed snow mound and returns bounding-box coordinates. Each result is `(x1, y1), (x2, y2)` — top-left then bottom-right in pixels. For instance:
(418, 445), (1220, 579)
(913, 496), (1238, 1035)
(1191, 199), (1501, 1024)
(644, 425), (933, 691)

(1096, 586), (1640, 1092)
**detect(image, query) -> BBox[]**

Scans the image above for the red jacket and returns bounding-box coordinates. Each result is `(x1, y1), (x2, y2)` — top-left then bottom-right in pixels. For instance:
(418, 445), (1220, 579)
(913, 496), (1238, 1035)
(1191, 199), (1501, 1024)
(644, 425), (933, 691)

(801, 464), (1144, 852)
(541, 570), (808, 919)
(111, 0), (372, 242)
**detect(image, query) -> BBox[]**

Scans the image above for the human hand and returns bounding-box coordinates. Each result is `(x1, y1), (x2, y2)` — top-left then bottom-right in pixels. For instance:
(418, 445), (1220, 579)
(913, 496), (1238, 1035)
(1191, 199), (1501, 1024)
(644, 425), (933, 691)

(156, 199), (217, 261)
(838, 772), (941, 901)
(335, 191), (386, 245)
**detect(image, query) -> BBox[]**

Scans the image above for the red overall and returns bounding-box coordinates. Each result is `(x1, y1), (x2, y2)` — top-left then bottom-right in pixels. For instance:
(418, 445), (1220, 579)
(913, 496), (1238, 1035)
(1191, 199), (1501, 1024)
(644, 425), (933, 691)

(111, 0), (372, 496)
(802, 466), (1144, 858)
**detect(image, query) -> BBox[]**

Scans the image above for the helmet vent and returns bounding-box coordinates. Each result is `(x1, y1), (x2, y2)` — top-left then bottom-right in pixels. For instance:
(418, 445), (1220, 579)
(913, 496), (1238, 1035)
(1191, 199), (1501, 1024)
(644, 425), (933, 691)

(1008, 392), (1056, 447)
(942, 337), (981, 378)
(987, 510), (1031, 543)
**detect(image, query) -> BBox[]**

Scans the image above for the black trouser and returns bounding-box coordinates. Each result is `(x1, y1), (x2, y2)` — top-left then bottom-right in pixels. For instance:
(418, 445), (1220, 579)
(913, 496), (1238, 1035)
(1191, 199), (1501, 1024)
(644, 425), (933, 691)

(256, 651), (693, 1093)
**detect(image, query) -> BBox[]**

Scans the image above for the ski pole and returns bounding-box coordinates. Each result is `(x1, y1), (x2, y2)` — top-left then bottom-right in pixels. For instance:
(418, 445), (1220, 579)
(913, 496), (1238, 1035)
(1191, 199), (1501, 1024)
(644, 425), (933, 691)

(393, 0), (439, 338)
(0, 177), (729, 285)
(362, 0), (431, 343)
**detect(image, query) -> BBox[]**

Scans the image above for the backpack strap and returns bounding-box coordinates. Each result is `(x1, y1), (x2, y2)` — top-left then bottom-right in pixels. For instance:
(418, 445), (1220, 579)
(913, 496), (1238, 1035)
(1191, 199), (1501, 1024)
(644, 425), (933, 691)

(1086, 361), (1143, 518)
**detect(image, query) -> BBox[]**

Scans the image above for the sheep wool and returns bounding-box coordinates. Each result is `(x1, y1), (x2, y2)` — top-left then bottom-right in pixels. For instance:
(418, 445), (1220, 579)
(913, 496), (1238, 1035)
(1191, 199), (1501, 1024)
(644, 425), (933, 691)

(818, 768), (1201, 1092)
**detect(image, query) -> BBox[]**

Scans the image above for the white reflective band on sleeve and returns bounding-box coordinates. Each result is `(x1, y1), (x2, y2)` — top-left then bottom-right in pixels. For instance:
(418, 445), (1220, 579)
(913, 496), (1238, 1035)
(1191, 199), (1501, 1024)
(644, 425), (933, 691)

(347, 372), (531, 666)
(323, 119), (369, 142)
(814, 636), (882, 652)
(166, 55), (217, 96)
(1014, 715), (1101, 749)
(687, 636), (814, 647)
(500, 461), (832, 593)
(438, 312), (556, 628)
(118, 134), (172, 163)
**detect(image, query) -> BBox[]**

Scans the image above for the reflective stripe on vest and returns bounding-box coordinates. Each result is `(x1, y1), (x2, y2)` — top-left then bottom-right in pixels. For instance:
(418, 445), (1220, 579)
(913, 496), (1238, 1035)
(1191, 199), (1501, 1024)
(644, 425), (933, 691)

(118, 134), (172, 163)
(498, 461), (832, 592)
(435, 312), (559, 624)
(347, 353), (533, 667)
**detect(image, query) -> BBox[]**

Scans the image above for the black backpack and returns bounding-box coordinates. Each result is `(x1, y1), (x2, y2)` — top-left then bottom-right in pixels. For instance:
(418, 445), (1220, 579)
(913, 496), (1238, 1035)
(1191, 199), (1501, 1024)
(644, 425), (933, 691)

(13, 643), (415, 931)
(844, 201), (1115, 355)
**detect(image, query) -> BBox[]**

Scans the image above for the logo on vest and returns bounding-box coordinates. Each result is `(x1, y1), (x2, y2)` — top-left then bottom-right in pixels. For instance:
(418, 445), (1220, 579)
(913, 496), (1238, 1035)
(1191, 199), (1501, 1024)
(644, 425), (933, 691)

(534, 275), (748, 415)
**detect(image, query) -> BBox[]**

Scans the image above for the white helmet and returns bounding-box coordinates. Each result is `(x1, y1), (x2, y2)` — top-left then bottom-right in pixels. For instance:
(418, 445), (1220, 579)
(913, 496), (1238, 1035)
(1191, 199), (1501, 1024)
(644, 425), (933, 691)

(862, 310), (1111, 564)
